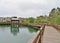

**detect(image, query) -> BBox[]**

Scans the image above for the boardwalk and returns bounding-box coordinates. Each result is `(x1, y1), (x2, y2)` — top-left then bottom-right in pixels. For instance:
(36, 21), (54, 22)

(42, 26), (60, 43)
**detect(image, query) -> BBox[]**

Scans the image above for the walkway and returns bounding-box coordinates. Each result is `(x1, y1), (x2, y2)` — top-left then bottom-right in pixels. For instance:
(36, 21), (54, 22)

(42, 26), (60, 43)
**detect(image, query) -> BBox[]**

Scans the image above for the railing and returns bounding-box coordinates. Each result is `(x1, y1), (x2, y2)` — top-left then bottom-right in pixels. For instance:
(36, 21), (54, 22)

(28, 25), (45, 43)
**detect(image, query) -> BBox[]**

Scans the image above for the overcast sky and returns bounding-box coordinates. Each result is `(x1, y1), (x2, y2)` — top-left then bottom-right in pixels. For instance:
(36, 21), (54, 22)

(0, 0), (60, 18)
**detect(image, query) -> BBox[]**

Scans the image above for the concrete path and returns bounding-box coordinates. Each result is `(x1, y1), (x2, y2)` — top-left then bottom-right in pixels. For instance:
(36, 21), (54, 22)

(42, 26), (60, 43)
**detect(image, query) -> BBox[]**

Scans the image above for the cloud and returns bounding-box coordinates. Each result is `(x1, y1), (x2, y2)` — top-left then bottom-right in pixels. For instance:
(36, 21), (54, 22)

(0, 0), (60, 17)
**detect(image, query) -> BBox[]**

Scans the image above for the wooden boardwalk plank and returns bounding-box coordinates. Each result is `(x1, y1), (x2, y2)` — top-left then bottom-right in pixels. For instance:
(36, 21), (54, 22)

(42, 26), (60, 43)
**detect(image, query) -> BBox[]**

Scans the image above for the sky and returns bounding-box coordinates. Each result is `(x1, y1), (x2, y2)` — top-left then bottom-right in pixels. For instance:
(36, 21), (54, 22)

(0, 0), (60, 18)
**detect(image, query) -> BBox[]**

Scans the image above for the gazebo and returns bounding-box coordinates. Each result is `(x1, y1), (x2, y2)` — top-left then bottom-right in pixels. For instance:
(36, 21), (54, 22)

(11, 17), (19, 25)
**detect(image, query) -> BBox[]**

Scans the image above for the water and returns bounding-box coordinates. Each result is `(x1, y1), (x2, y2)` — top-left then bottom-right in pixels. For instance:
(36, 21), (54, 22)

(0, 25), (39, 43)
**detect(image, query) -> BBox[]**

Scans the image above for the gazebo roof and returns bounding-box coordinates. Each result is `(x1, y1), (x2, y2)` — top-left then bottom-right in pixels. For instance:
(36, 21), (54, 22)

(11, 17), (19, 20)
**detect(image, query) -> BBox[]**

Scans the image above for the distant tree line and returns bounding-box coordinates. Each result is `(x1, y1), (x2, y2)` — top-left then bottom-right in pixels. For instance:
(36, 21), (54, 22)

(21, 7), (60, 25)
(0, 7), (60, 25)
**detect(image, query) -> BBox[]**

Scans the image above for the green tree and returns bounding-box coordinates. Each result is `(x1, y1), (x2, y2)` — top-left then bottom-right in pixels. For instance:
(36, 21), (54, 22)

(49, 7), (60, 25)
(27, 17), (35, 23)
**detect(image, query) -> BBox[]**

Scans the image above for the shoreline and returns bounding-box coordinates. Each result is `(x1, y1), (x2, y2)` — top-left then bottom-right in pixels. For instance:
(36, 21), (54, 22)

(0, 22), (60, 30)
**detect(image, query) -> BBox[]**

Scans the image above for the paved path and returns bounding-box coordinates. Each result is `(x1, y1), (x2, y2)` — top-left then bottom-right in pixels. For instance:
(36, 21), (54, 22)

(42, 26), (60, 43)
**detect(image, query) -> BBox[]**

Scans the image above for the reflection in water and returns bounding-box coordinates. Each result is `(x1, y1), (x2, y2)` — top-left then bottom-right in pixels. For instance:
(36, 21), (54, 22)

(0, 25), (39, 43)
(10, 25), (39, 36)
(19, 25), (39, 33)
(27, 26), (39, 33)
(11, 25), (19, 36)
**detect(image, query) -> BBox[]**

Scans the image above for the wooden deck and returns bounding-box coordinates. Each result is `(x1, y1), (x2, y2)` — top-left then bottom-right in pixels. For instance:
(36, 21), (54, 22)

(42, 26), (60, 43)
(28, 26), (60, 43)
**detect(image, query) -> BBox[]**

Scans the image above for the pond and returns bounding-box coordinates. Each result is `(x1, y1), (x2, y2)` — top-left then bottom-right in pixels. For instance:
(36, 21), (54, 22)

(0, 25), (39, 43)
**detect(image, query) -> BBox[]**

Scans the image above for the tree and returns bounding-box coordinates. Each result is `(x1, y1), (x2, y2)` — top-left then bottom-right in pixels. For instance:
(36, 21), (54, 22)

(48, 7), (60, 25)
(27, 17), (35, 23)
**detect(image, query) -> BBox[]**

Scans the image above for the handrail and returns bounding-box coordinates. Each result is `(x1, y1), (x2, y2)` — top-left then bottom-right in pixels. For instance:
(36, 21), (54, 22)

(38, 25), (45, 43)
(28, 25), (45, 43)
